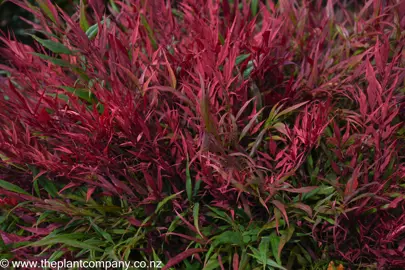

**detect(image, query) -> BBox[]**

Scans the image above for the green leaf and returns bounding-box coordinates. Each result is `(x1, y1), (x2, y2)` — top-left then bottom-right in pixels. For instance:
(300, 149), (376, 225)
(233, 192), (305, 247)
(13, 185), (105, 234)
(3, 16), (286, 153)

(152, 248), (162, 264)
(270, 232), (281, 265)
(278, 226), (295, 258)
(319, 216), (335, 224)
(59, 86), (97, 103)
(259, 236), (270, 270)
(32, 30), (59, 39)
(240, 250), (249, 269)
(211, 231), (244, 247)
(80, 0), (90, 32)
(33, 178), (41, 197)
(251, 0), (259, 17)
(171, 8), (183, 18)
(109, 0), (119, 12)
(265, 103), (282, 128)
(203, 245), (216, 266)
(48, 250), (65, 262)
(203, 253), (220, 270)
(90, 219), (113, 243)
(193, 179), (202, 197)
(235, 54), (251, 66)
(298, 244), (312, 264)
(258, 220), (285, 235)
(184, 259), (200, 270)
(206, 206), (233, 224)
(85, 23), (99, 39)
(265, 258), (287, 270)
(31, 53), (72, 67)
(29, 167), (58, 198)
(167, 215), (182, 232)
(193, 202), (202, 238)
(307, 154), (314, 169)
(186, 156), (192, 202)
(302, 187), (320, 201)
(32, 36), (73, 55)
(318, 185), (335, 195)
(0, 179), (30, 196)
(85, 19), (111, 40)
(140, 14), (157, 50)
(46, 93), (69, 102)
(249, 246), (286, 270)
(155, 191), (182, 214)
(29, 235), (103, 252)
(243, 62), (254, 79)
(218, 32), (225, 45)
(37, 177), (59, 198)
(36, 0), (57, 23)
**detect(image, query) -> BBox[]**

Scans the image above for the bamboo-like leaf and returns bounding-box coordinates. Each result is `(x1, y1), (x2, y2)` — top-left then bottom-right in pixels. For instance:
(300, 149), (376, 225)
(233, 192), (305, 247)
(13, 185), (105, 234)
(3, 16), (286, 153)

(79, 0), (90, 31)
(59, 86), (97, 103)
(251, 0), (259, 17)
(36, 0), (57, 23)
(186, 156), (192, 202)
(140, 14), (157, 50)
(259, 236), (270, 269)
(235, 54), (250, 66)
(32, 36), (73, 55)
(162, 248), (206, 270)
(155, 191), (183, 214)
(164, 52), (177, 89)
(276, 101), (309, 119)
(239, 108), (265, 141)
(272, 200), (289, 227)
(193, 202), (203, 238)
(31, 53), (72, 67)
(28, 235), (103, 252)
(0, 179), (31, 196)
(278, 225), (295, 258)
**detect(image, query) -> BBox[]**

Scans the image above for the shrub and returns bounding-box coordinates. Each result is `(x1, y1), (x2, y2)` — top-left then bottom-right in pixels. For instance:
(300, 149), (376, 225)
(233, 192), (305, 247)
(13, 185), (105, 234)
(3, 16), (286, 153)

(0, 0), (404, 269)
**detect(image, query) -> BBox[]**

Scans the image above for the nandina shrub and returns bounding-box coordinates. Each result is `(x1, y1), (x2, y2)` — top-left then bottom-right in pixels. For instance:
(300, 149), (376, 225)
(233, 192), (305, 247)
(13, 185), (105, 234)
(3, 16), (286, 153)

(0, 0), (404, 269)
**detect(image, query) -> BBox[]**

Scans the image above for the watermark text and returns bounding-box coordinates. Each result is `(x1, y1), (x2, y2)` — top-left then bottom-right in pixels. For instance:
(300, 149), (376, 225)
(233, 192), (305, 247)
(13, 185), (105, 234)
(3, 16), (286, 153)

(0, 258), (163, 269)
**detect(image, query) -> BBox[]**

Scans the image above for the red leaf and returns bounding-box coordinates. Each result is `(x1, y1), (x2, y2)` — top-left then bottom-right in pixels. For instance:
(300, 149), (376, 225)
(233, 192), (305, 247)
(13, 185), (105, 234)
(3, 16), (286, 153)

(218, 255), (225, 270)
(58, 182), (78, 194)
(37, 108), (51, 124)
(269, 138), (277, 156)
(164, 232), (206, 244)
(174, 210), (199, 234)
(365, 60), (382, 109)
(388, 196), (403, 209)
(291, 203), (313, 217)
(127, 216), (151, 227)
(278, 186), (317, 193)
(344, 165), (362, 196)
(0, 231), (33, 245)
(86, 186), (96, 202)
(143, 170), (158, 194)
(18, 224), (61, 235)
(272, 200), (289, 227)
(162, 248), (206, 270)
(233, 253), (239, 270)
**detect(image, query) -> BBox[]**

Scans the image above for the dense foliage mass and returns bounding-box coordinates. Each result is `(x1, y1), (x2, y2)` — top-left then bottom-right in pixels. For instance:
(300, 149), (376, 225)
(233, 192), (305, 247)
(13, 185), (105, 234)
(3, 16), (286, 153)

(0, 0), (404, 269)
(0, 0), (77, 47)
